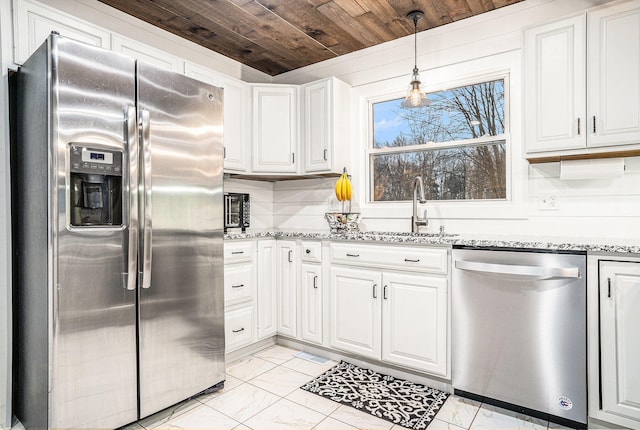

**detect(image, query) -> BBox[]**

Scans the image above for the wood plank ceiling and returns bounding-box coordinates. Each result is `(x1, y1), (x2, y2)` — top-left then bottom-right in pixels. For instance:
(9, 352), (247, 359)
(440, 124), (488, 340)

(97, 0), (524, 76)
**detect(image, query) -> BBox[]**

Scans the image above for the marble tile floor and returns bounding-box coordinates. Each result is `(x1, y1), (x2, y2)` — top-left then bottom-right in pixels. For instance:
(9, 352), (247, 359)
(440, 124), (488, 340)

(116, 344), (572, 430)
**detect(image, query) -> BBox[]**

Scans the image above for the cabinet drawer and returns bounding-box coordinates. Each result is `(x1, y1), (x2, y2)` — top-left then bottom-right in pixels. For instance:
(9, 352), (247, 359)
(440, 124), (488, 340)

(224, 263), (255, 306)
(225, 306), (255, 352)
(330, 242), (448, 274)
(224, 241), (255, 263)
(301, 241), (322, 263)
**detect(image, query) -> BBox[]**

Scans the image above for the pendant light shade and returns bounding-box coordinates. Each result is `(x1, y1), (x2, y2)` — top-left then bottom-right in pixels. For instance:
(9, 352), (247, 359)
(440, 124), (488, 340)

(401, 10), (430, 108)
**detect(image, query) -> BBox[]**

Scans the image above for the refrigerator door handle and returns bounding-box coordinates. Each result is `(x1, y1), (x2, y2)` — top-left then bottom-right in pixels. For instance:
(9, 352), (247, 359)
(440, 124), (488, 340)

(140, 108), (152, 289)
(126, 105), (138, 291)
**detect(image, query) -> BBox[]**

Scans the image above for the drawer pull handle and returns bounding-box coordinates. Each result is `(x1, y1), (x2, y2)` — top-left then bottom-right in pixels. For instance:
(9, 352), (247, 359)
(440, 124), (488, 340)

(231, 251), (244, 255)
(346, 253), (360, 258)
(383, 285), (388, 300)
(232, 327), (245, 333)
(232, 284), (244, 288)
(404, 258), (420, 263)
(313, 275), (318, 289)
(607, 277), (611, 298)
(372, 283), (377, 298)
(288, 250), (293, 263)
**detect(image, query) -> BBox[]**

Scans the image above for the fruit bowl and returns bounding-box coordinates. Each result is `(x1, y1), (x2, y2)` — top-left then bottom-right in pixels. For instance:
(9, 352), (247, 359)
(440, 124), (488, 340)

(325, 212), (361, 234)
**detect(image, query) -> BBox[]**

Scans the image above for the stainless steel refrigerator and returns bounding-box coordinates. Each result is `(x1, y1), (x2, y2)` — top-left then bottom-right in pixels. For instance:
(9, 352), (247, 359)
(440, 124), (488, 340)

(10, 34), (225, 429)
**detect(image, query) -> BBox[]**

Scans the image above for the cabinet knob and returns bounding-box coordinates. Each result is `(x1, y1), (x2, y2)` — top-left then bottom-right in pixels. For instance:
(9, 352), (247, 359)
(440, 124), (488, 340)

(306, 248), (311, 254)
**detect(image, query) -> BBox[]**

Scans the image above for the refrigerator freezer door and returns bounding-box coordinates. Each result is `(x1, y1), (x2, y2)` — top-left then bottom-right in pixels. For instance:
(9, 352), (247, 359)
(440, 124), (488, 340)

(51, 37), (138, 428)
(137, 62), (225, 418)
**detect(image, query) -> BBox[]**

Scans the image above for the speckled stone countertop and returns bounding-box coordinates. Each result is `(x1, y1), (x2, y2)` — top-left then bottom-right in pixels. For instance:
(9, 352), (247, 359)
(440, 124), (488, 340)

(224, 230), (640, 255)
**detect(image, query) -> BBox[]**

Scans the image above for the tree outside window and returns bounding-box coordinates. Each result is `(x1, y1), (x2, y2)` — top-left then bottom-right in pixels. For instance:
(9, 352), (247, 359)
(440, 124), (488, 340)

(371, 78), (507, 202)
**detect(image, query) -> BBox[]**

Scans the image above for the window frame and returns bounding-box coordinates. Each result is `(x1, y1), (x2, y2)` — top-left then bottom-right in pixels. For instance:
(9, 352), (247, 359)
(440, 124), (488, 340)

(366, 72), (511, 204)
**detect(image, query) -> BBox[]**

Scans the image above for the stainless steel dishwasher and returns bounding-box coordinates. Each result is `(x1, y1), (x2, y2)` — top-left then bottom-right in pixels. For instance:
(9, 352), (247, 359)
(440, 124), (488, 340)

(452, 248), (587, 427)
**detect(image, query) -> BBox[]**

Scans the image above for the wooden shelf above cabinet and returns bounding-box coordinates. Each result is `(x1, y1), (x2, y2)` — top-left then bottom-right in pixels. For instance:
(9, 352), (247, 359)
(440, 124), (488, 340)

(527, 149), (640, 164)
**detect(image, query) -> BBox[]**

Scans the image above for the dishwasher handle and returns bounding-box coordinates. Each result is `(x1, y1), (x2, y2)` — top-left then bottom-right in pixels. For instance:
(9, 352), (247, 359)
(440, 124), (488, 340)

(454, 260), (580, 280)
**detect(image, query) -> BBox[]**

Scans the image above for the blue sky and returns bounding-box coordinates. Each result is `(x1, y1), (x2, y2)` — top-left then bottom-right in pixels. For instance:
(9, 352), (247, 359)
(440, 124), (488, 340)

(372, 98), (411, 146)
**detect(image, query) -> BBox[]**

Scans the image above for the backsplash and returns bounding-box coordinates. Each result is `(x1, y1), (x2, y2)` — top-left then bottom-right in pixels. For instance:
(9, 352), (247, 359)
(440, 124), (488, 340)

(223, 178), (275, 232)
(237, 156), (640, 240)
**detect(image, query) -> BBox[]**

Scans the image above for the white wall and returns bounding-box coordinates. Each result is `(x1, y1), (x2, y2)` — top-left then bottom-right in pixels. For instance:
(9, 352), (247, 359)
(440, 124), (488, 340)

(270, 0), (640, 241)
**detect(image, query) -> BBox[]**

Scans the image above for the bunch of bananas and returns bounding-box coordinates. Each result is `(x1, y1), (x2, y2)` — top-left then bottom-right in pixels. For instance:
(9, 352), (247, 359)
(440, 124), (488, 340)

(335, 169), (352, 202)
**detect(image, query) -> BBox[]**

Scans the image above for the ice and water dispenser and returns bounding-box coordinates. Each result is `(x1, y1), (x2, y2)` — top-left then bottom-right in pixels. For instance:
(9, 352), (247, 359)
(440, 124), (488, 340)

(69, 144), (123, 227)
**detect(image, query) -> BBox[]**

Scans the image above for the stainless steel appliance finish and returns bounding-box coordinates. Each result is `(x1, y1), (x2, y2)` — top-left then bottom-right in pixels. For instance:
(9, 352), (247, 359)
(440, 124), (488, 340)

(11, 34), (224, 429)
(452, 248), (587, 425)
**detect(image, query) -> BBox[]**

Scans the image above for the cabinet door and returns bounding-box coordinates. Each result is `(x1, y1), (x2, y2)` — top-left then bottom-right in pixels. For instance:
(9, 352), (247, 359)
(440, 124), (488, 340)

(303, 78), (350, 174)
(257, 240), (277, 339)
(184, 62), (220, 86)
(304, 80), (330, 172)
(276, 240), (297, 337)
(252, 86), (298, 173)
(14, 0), (111, 65)
(112, 34), (182, 72)
(588, 2), (640, 148)
(382, 272), (448, 376)
(524, 15), (586, 153)
(599, 260), (640, 421)
(329, 266), (381, 360)
(219, 76), (249, 172)
(300, 263), (322, 344)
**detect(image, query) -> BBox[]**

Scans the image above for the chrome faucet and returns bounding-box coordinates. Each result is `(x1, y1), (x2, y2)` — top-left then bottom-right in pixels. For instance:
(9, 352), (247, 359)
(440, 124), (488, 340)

(412, 176), (428, 233)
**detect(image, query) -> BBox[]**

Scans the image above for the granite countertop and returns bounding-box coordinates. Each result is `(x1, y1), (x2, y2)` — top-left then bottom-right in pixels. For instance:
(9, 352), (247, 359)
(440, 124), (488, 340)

(224, 230), (640, 254)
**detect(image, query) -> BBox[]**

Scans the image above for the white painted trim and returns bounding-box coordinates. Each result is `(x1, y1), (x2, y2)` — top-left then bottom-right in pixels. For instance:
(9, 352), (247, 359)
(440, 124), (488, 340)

(351, 50), (526, 225)
(0, 0), (13, 426)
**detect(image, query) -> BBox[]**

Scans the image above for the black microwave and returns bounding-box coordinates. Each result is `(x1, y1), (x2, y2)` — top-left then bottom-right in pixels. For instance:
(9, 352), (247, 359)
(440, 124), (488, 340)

(224, 193), (250, 232)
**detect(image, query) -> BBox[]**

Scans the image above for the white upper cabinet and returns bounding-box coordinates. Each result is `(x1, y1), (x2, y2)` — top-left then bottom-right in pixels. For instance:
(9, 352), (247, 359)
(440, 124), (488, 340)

(184, 62), (220, 86)
(251, 85), (299, 174)
(587, 1), (640, 148)
(524, 15), (586, 153)
(219, 76), (250, 173)
(525, 0), (640, 157)
(184, 64), (249, 173)
(112, 34), (182, 72)
(14, 0), (111, 65)
(302, 77), (351, 174)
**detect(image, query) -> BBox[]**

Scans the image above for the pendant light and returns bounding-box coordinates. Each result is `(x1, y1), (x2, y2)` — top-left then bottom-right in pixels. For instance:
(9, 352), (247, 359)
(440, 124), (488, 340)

(401, 10), (430, 108)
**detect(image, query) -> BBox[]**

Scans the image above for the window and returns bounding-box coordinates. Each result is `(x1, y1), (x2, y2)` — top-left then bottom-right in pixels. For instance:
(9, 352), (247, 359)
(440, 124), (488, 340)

(370, 78), (507, 202)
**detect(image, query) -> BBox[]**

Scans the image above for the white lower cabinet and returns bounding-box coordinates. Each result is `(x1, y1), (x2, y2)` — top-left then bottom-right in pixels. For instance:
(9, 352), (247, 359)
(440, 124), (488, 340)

(382, 272), (447, 375)
(329, 243), (449, 377)
(223, 240), (257, 353)
(257, 239), (277, 339)
(300, 263), (323, 345)
(596, 260), (640, 424)
(225, 306), (255, 351)
(330, 267), (381, 359)
(276, 240), (297, 337)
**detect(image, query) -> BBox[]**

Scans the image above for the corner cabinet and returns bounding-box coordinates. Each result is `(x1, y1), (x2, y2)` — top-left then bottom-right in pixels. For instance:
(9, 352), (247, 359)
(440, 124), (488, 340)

(524, 0), (640, 158)
(329, 243), (450, 377)
(251, 85), (299, 173)
(589, 259), (640, 428)
(302, 77), (350, 174)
